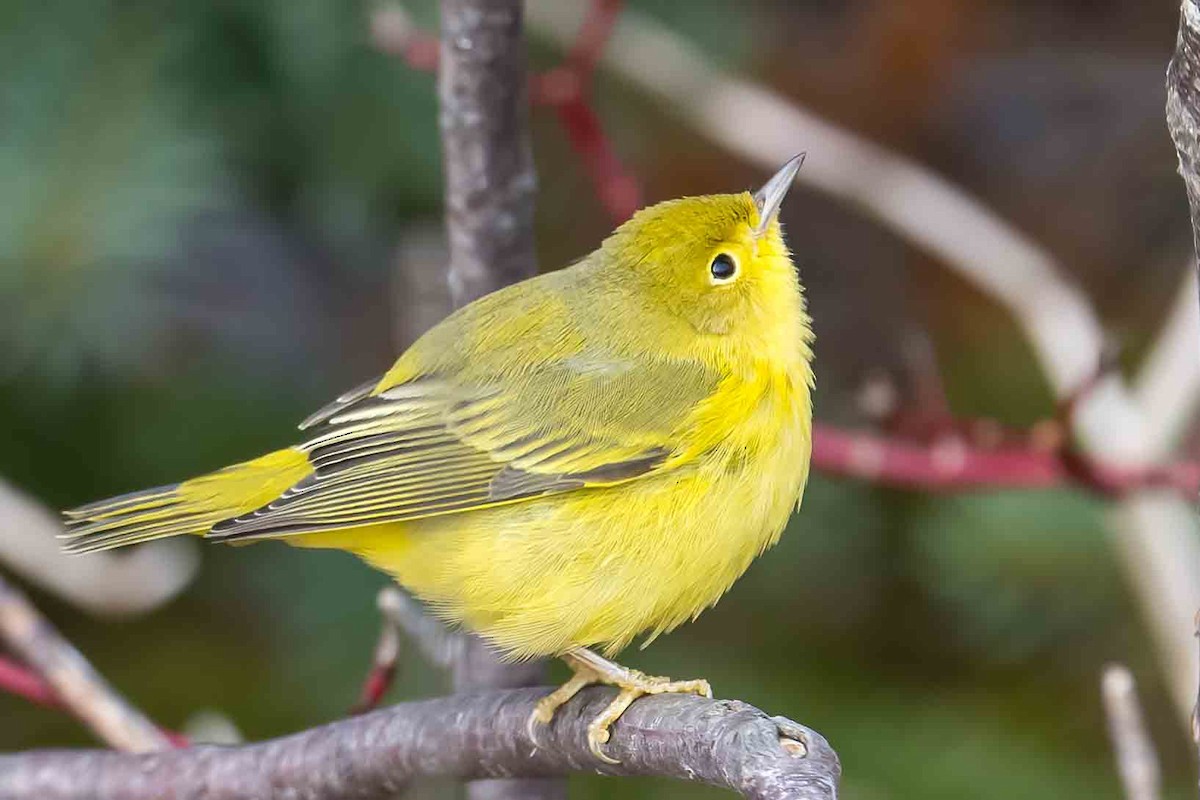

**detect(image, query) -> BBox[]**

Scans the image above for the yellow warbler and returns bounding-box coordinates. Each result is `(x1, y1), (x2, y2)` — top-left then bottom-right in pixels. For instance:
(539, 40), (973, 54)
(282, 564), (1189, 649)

(62, 155), (814, 759)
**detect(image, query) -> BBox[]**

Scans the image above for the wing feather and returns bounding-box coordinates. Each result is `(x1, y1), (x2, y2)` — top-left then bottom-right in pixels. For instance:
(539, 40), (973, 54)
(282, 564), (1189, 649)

(208, 355), (720, 542)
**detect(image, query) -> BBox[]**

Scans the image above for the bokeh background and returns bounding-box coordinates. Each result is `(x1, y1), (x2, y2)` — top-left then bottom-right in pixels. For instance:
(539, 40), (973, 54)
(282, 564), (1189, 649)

(2, 1), (1198, 798)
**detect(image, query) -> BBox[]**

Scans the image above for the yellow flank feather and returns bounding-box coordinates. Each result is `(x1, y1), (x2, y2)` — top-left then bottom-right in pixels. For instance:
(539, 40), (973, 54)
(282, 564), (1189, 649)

(62, 164), (815, 664)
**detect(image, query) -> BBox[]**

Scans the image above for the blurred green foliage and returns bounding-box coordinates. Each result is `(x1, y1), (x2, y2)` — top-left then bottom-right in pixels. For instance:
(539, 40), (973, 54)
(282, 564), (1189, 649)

(1, 1), (1197, 799)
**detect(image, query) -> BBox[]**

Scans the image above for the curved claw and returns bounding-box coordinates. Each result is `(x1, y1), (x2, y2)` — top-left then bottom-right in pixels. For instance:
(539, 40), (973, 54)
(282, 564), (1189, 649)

(587, 722), (620, 764)
(527, 670), (595, 749)
(537, 649), (715, 765)
(526, 709), (543, 748)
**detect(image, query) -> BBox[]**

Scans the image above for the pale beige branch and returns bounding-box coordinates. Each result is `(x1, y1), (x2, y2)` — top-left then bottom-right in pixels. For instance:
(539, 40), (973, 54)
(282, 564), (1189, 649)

(0, 478), (197, 618)
(0, 572), (171, 752)
(1102, 665), (1161, 800)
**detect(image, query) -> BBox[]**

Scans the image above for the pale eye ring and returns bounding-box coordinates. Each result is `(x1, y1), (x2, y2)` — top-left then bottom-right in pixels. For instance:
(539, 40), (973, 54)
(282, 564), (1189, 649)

(710, 253), (738, 283)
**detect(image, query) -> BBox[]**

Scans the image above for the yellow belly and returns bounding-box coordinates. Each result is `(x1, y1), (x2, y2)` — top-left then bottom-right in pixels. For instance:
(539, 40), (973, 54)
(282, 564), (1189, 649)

(299, 427), (809, 660)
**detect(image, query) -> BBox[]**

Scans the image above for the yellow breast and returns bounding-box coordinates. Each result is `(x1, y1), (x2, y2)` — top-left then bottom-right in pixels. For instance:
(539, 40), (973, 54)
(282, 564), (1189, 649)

(334, 359), (813, 660)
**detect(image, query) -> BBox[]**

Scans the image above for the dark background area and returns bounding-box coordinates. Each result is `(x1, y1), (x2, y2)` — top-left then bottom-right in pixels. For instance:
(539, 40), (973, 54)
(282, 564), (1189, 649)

(1, 1), (1197, 797)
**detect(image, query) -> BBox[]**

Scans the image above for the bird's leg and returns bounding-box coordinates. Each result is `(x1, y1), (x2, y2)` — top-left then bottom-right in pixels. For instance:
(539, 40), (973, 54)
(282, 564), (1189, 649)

(529, 647), (713, 763)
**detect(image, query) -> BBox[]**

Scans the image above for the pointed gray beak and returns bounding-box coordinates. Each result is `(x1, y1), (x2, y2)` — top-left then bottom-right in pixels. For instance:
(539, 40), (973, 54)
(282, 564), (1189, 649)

(753, 153), (805, 236)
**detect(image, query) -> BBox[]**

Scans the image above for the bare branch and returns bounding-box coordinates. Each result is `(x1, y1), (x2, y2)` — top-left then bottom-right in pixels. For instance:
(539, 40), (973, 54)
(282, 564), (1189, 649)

(0, 655), (57, 707)
(0, 573), (171, 752)
(1168, 0), (1200, 281)
(1101, 665), (1161, 800)
(811, 425), (1200, 497)
(440, 0), (538, 307)
(350, 588), (407, 714)
(436, 3), (554, 796)
(0, 688), (839, 800)
(382, 585), (465, 669)
(0, 478), (197, 618)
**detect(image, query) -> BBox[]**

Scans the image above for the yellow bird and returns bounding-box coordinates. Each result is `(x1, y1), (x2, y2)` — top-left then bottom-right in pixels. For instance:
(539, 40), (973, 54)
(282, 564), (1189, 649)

(62, 155), (815, 760)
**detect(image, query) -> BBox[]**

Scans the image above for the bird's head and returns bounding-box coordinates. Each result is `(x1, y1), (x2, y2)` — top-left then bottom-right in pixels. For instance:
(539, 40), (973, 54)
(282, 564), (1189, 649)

(598, 155), (808, 346)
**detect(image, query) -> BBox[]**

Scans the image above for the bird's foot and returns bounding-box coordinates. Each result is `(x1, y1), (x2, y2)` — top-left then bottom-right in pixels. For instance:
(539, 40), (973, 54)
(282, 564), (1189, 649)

(528, 648), (712, 763)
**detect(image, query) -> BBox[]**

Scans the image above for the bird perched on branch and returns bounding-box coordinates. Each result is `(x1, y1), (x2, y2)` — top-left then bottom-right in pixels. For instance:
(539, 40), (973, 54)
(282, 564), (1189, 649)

(62, 155), (814, 761)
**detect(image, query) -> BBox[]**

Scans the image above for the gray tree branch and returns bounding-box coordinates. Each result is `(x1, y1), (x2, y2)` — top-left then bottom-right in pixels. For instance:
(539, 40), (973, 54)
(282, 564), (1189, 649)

(437, 2), (548, 797)
(440, 0), (538, 306)
(0, 688), (840, 800)
(1170, 0), (1200, 311)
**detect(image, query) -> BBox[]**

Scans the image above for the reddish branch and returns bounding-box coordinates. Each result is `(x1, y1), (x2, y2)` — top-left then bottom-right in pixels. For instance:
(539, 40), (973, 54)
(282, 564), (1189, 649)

(0, 655), (57, 708)
(812, 424), (1200, 497)
(373, 0), (641, 223)
(533, 0), (640, 222)
(0, 573), (181, 751)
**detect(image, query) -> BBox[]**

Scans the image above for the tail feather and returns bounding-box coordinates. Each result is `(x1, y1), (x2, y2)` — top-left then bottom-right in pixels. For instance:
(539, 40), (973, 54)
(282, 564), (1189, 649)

(62, 449), (312, 554)
(62, 483), (180, 520)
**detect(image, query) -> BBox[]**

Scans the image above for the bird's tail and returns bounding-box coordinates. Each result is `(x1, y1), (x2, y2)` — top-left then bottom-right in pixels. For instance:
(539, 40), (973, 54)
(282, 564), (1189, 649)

(61, 449), (312, 554)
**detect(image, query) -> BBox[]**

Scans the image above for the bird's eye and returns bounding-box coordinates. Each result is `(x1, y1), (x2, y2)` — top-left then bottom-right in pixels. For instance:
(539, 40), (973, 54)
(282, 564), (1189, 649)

(710, 253), (737, 283)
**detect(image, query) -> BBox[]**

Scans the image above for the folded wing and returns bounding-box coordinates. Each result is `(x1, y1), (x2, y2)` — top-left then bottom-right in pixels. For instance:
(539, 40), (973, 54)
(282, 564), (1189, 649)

(208, 356), (719, 541)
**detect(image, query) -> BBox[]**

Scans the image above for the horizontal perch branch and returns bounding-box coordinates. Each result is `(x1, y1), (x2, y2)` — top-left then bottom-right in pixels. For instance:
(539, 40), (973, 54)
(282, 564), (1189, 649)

(811, 425), (1200, 497)
(0, 687), (840, 800)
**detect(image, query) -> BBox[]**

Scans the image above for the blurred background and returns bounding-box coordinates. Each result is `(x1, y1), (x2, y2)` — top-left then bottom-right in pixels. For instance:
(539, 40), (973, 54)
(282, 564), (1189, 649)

(2, 0), (1198, 798)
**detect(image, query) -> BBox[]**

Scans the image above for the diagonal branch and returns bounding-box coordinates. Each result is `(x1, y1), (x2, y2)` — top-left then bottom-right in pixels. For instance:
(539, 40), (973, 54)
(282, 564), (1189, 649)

(1102, 665), (1161, 800)
(0, 478), (197, 618)
(0, 688), (840, 800)
(0, 573), (172, 753)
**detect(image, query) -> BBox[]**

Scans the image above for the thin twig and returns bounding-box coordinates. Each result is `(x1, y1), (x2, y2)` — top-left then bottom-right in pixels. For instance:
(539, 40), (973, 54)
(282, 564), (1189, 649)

(1101, 665), (1161, 800)
(0, 478), (197, 618)
(382, 586), (465, 670)
(0, 655), (57, 708)
(0, 573), (171, 752)
(373, 1), (641, 224)
(350, 588), (407, 714)
(810, 425), (1200, 497)
(0, 688), (840, 800)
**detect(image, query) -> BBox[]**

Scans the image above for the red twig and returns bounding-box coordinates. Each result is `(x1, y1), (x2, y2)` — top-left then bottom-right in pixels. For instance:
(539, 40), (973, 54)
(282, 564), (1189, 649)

(350, 588), (405, 715)
(370, 7), (439, 71)
(0, 653), (190, 747)
(536, 0), (641, 221)
(373, 0), (641, 222)
(353, 664), (397, 715)
(565, 0), (622, 79)
(812, 424), (1200, 497)
(0, 654), (58, 708)
(548, 95), (641, 221)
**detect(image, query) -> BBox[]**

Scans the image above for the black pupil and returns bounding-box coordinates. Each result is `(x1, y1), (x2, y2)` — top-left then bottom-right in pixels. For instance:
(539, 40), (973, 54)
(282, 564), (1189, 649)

(711, 254), (736, 280)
